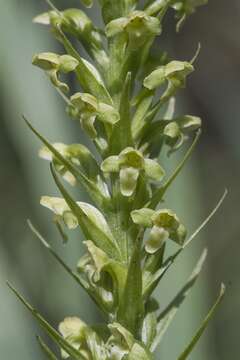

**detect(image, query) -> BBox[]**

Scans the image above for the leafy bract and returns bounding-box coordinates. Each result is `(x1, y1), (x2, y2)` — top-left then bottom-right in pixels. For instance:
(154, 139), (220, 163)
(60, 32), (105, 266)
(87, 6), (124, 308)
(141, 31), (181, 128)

(7, 283), (85, 360)
(177, 283), (225, 360)
(37, 336), (58, 360)
(151, 249), (207, 351)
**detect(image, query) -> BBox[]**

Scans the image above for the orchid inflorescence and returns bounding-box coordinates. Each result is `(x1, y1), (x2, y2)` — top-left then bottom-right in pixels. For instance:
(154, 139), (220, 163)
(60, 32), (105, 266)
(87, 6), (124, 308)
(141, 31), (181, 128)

(8, 1), (227, 359)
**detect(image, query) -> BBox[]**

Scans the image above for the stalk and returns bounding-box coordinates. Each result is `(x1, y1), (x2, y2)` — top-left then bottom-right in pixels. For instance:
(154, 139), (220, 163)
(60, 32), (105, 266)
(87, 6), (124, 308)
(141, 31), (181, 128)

(8, 0), (227, 359)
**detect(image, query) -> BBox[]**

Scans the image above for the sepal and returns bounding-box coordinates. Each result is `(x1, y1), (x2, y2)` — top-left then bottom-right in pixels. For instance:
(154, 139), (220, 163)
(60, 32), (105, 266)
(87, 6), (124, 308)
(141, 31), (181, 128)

(106, 11), (161, 49)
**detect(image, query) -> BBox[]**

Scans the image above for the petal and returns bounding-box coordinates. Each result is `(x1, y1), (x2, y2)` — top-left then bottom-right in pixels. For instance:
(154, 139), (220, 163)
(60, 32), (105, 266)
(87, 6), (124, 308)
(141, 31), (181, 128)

(98, 102), (120, 124)
(101, 156), (120, 173)
(40, 196), (70, 216)
(59, 316), (87, 339)
(131, 208), (155, 227)
(144, 158), (165, 181)
(145, 226), (169, 254)
(120, 167), (139, 197)
(33, 12), (51, 25)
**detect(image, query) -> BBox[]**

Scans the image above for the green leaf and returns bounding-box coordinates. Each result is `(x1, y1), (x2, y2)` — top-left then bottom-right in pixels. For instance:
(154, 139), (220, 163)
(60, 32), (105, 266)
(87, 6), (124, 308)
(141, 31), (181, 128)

(27, 220), (107, 314)
(50, 164), (122, 261)
(24, 117), (107, 208)
(37, 336), (58, 360)
(99, 1), (125, 24)
(27, 220), (87, 289)
(109, 72), (134, 154)
(151, 249), (207, 351)
(132, 89), (155, 141)
(83, 240), (127, 304)
(177, 283), (225, 360)
(141, 298), (158, 349)
(7, 283), (85, 360)
(118, 244), (143, 336)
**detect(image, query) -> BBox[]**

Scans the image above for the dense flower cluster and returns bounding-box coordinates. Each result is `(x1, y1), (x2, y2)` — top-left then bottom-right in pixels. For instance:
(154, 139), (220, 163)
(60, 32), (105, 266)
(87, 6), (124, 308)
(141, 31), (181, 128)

(9, 1), (227, 359)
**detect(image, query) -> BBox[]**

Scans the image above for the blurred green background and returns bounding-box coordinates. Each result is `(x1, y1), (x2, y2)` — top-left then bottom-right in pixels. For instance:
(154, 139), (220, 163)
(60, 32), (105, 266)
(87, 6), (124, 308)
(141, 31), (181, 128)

(0, 0), (239, 359)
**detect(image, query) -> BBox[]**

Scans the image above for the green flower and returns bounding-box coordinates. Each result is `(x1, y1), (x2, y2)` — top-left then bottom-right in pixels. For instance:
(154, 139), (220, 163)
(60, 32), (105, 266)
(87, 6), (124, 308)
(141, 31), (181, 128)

(171, 0), (208, 31)
(32, 52), (79, 92)
(101, 147), (165, 197)
(59, 317), (91, 359)
(39, 142), (76, 186)
(131, 208), (186, 253)
(40, 196), (79, 229)
(163, 115), (201, 154)
(70, 92), (120, 138)
(144, 60), (194, 101)
(106, 11), (161, 49)
(34, 7), (101, 47)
